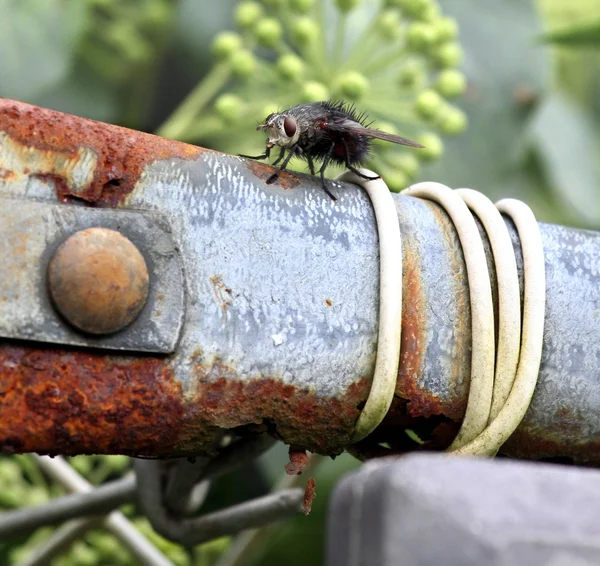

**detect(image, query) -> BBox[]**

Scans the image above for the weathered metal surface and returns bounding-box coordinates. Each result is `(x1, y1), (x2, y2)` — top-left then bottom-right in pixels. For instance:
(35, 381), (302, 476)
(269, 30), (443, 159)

(48, 227), (149, 335)
(0, 196), (184, 353)
(501, 221), (600, 464)
(0, 98), (203, 205)
(0, 344), (367, 456)
(1, 99), (600, 464)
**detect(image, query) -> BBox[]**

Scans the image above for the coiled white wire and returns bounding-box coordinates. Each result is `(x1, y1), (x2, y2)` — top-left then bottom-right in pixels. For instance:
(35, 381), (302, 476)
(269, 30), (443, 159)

(339, 172), (546, 456)
(337, 170), (403, 444)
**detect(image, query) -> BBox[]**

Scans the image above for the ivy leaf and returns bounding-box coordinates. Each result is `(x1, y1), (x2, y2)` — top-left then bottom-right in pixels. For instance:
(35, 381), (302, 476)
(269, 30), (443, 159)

(529, 92), (600, 226)
(422, 0), (551, 200)
(0, 0), (89, 100)
(541, 19), (600, 46)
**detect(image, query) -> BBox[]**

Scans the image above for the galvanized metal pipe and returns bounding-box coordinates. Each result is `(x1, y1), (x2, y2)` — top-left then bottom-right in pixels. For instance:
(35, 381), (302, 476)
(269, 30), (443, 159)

(0, 99), (599, 463)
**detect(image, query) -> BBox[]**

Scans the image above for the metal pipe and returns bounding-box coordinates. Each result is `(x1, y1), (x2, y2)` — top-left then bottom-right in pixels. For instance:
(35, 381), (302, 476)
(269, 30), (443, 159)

(1, 99), (599, 464)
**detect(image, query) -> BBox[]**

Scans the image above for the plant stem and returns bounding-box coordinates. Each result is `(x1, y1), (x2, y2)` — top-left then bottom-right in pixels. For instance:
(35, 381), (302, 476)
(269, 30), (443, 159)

(340, 11), (383, 72)
(363, 46), (409, 77)
(363, 98), (422, 125)
(185, 116), (230, 141)
(156, 63), (231, 140)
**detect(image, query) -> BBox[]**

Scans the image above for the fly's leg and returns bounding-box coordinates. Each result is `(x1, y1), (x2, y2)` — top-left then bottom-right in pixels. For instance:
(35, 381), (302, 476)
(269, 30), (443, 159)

(319, 151), (338, 202)
(291, 146), (316, 177)
(270, 147), (286, 167)
(341, 138), (380, 181)
(306, 155), (316, 176)
(239, 144), (271, 160)
(266, 150), (295, 184)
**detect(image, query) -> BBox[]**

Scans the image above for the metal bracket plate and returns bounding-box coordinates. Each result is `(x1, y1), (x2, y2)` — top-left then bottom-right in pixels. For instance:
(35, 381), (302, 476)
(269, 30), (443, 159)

(0, 196), (185, 353)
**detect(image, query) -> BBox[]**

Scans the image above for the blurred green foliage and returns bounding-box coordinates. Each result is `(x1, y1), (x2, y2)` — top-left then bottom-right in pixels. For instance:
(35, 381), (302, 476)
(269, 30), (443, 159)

(1, 0), (600, 564)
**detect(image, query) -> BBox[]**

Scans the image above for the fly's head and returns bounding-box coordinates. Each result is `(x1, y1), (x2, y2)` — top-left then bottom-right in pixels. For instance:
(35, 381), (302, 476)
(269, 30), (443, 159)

(257, 112), (300, 149)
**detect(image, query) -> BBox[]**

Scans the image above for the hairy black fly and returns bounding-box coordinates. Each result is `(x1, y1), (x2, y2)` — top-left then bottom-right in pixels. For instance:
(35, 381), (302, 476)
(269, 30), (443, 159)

(240, 100), (424, 201)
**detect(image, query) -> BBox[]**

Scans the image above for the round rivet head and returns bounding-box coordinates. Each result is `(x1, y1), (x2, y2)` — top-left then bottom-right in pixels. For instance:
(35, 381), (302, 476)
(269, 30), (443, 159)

(48, 227), (149, 335)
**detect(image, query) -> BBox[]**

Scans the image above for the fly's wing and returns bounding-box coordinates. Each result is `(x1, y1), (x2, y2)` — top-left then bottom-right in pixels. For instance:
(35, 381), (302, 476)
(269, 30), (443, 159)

(335, 118), (424, 148)
(351, 126), (424, 148)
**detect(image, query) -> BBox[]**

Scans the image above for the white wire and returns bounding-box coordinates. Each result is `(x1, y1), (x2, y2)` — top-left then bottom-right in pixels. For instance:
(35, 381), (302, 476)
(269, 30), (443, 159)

(402, 182), (496, 449)
(336, 170), (403, 443)
(455, 189), (521, 422)
(453, 199), (546, 456)
(341, 171), (545, 457)
(401, 184), (546, 456)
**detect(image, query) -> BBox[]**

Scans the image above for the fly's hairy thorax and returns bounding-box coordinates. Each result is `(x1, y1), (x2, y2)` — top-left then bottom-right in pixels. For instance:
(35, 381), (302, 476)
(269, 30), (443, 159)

(286, 103), (372, 166)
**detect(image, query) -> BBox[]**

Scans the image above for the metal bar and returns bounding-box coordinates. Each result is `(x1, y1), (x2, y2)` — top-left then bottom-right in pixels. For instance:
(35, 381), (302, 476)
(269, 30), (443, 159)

(0, 436), (276, 537)
(134, 459), (305, 546)
(0, 475), (135, 538)
(35, 456), (174, 566)
(17, 517), (104, 566)
(1, 99), (599, 464)
(214, 455), (324, 566)
(164, 435), (275, 515)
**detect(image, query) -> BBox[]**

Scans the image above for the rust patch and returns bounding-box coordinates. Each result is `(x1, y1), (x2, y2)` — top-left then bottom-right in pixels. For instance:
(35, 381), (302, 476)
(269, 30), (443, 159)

(0, 343), (204, 457)
(0, 343), (369, 457)
(186, 355), (369, 455)
(0, 167), (16, 181)
(501, 403), (600, 466)
(349, 217), (467, 459)
(245, 159), (301, 190)
(396, 234), (440, 417)
(285, 446), (309, 475)
(0, 98), (203, 206)
(303, 478), (316, 515)
(501, 428), (600, 466)
(426, 201), (472, 421)
(209, 274), (233, 311)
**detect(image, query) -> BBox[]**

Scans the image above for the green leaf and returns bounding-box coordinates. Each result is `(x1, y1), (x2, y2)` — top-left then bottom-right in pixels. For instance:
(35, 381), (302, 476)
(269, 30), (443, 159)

(33, 60), (120, 124)
(421, 0), (551, 200)
(541, 19), (600, 45)
(0, 0), (89, 100)
(529, 92), (600, 226)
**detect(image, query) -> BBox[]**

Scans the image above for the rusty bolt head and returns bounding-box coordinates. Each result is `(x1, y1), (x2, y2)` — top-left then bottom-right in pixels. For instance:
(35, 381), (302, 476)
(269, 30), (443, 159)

(48, 227), (149, 335)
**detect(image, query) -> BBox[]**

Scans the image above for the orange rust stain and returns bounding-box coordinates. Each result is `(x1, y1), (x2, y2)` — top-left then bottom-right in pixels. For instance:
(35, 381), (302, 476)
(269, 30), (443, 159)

(303, 478), (316, 515)
(502, 427), (600, 466)
(209, 274), (232, 311)
(0, 98), (203, 206)
(501, 402), (600, 465)
(285, 446), (309, 475)
(0, 344), (196, 457)
(0, 343), (370, 457)
(397, 238), (439, 417)
(0, 167), (16, 181)
(429, 203), (471, 419)
(188, 356), (368, 454)
(245, 159), (301, 190)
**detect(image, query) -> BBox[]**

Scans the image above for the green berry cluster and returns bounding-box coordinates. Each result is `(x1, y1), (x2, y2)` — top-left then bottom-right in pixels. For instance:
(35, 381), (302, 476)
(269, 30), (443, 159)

(158, 0), (468, 192)
(79, 0), (174, 84)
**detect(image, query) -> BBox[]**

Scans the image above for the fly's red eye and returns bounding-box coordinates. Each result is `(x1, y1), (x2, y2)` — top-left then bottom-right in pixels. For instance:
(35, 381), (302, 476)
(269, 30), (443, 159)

(283, 116), (297, 137)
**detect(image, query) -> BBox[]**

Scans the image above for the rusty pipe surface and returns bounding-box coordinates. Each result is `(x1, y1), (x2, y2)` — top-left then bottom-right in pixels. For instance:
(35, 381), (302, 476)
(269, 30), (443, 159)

(0, 99), (599, 464)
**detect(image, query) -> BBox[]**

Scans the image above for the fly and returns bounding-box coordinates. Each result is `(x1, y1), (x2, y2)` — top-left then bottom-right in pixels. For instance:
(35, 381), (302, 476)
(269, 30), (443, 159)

(240, 100), (424, 201)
